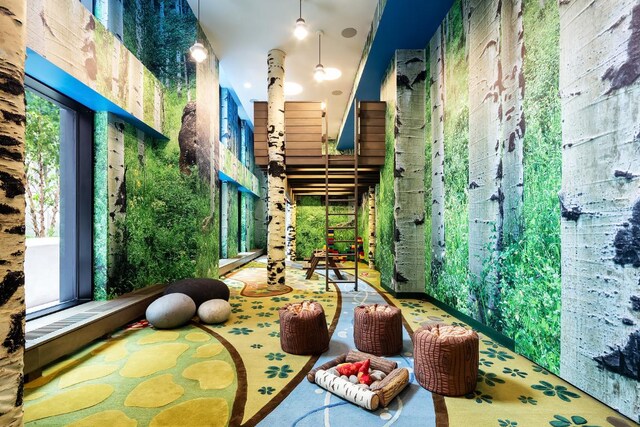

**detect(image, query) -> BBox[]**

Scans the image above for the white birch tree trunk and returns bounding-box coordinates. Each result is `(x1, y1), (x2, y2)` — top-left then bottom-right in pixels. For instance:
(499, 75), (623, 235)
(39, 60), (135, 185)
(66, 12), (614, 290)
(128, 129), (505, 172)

(499, 0), (525, 245)
(0, 1), (26, 423)
(393, 49), (427, 294)
(368, 187), (376, 269)
(559, 0), (640, 421)
(430, 26), (446, 283)
(267, 49), (287, 290)
(286, 201), (296, 261)
(467, 0), (503, 323)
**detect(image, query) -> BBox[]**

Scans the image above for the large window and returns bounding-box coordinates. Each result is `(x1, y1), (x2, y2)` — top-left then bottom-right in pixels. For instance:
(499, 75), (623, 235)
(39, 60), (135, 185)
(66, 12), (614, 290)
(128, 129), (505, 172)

(25, 77), (93, 318)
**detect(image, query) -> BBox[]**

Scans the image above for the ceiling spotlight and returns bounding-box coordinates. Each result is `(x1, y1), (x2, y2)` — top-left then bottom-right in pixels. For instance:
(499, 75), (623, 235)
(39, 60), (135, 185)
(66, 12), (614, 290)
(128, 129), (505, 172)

(190, 0), (207, 63)
(323, 67), (342, 81)
(293, 0), (308, 40)
(243, 82), (252, 89)
(314, 31), (325, 82)
(284, 82), (303, 96)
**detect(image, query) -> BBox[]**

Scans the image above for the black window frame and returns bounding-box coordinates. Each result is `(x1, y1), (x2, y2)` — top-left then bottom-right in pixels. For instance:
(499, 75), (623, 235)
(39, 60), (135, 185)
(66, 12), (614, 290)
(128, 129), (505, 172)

(25, 76), (94, 321)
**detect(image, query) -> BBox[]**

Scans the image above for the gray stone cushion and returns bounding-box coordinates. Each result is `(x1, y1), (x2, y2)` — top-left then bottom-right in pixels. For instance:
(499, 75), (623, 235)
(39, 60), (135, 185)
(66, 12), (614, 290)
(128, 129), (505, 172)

(146, 293), (196, 329)
(164, 278), (230, 307)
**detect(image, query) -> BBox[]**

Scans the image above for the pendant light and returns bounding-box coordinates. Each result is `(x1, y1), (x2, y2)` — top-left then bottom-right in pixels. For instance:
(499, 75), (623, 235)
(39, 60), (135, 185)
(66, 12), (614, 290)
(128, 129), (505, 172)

(294, 0), (308, 40)
(314, 31), (325, 82)
(190, 0), (208, 63)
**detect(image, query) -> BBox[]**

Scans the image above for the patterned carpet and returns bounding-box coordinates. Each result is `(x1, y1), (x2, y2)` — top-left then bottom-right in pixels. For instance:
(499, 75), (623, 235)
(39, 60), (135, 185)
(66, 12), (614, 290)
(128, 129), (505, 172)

(23, 260), (638, 426)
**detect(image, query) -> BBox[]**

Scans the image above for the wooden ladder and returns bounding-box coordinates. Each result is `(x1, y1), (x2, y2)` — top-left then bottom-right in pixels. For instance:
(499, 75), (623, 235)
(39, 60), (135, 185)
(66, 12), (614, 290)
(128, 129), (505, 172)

(324, 101), (359, 292)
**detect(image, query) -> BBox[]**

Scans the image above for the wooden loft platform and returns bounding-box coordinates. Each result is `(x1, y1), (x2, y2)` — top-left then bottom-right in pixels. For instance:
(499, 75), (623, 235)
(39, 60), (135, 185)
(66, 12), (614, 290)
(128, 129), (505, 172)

(254, 101), (386, 197)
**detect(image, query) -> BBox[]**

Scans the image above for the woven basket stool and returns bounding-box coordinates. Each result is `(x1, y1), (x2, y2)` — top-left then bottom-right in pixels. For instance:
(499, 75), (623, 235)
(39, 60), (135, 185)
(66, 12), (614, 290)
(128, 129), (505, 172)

(413, 323), (479, 396)
(353, 304), (403, 356)
(279, 300), (329, 355)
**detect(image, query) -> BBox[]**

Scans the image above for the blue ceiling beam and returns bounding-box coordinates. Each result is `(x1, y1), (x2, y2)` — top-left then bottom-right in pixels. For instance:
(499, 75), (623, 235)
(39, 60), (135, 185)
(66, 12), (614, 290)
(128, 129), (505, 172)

(337, 0), (454, 150)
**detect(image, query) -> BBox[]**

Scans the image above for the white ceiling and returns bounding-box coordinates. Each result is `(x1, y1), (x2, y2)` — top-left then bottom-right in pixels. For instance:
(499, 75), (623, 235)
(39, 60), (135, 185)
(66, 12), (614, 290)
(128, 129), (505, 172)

(188, 0), (380, 139)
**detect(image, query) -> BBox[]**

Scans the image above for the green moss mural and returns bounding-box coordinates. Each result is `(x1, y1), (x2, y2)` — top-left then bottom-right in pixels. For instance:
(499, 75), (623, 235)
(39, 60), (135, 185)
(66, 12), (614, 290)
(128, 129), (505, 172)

(499, 0), (562, 371)
(415, 0), (562, 373)
(375, 86), (396, 289)
(103, 0), (219, 295)
(93, 113), (108, 301)
(436, 3), (470, 311)
(295, 196), (355, 260)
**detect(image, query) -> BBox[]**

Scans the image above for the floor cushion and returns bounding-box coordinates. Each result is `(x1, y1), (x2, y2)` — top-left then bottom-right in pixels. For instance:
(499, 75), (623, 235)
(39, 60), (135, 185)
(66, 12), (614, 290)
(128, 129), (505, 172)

(146, 293), (196, 329)
(198, 299), (232, 324)
(164, 278), (230, 307)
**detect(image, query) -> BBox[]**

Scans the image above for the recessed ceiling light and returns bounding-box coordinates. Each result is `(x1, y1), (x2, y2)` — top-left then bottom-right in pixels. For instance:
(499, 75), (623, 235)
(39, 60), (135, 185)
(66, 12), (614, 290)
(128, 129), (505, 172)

(323, 68), (342, 81)
(284, 82), (303, 96)
(332, 90), (343, 96)
(341, 27), (357, 38)
(243, 82), (252, 89)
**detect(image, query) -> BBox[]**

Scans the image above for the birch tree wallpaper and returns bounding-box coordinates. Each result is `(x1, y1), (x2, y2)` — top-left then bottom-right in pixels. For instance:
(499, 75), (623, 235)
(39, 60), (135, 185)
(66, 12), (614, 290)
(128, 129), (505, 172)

(373, 0), (640, 419)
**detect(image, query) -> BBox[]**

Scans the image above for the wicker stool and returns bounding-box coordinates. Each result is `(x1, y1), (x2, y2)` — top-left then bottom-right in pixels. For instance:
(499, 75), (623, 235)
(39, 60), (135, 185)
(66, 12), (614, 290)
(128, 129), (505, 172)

(354, 304), (403, 356)
(413, 323), (479, 396)
(279, 301), (329, 355)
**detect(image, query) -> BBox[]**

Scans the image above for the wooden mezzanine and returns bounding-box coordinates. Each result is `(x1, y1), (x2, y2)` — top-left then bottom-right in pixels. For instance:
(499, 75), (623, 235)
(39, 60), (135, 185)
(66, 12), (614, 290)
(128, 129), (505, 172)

(253, 101), (386, 196)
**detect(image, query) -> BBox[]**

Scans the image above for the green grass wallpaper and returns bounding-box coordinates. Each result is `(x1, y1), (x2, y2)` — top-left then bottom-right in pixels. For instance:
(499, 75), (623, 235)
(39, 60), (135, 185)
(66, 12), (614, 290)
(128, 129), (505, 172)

(102, 0), (219, 296)
(374, 91), (396, 290)
(93, 113), (109, 301)
(108, 126), (217, 296)
(295, 196), (355, 260)
(499, 0), (562, 371)
(414, 0), (562, 372)
(226, 185), (240, 258)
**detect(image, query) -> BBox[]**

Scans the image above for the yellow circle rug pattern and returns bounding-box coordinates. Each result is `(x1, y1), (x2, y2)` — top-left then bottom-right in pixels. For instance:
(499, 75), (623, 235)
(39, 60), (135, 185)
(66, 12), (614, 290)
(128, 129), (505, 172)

(149, 398), (229, 427)
(124, 374), (184, 408)
(24, 384), (114, 423)
(66, 410), (137, 427)
(182, 360), (235, 390)
(193, 343), (224, 358)
(120, 343), (189, 378)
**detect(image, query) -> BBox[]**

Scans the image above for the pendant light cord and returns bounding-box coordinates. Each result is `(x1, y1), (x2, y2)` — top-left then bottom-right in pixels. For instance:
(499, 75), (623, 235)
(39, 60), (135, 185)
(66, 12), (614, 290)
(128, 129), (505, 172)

(318, 32), (321, 64)
(198, 0), (200, 21)
(299, 0), (302, 19)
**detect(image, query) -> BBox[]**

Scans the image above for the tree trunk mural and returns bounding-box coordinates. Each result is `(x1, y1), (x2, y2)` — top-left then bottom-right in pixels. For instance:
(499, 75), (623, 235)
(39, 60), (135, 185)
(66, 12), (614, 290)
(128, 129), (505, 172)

(467, 0), (503, 324)
(368, 187), (376, 269)
(393, 49), (427, 294)
(430, 25), (446, 284)
(499, 0), (525, 245)
(559, 0), (640, 421)
(221, 181), (229, 259)
(107, 115), (126, 283)
(267, 49), (286, 290)
(0, 0), (26, 423)
(286, 201), (297, 262)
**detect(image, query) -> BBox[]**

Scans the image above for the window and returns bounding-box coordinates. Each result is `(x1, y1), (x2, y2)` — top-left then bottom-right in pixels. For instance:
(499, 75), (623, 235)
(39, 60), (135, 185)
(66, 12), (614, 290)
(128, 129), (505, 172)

(25, 77), (94, 318)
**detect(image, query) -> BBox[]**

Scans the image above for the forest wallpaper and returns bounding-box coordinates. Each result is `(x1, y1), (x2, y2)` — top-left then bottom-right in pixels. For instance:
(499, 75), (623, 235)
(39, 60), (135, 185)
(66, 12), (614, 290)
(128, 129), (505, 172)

(423, 0), (562, 371)
(98, 0), (257, 296)
(372, 0), (639, 420)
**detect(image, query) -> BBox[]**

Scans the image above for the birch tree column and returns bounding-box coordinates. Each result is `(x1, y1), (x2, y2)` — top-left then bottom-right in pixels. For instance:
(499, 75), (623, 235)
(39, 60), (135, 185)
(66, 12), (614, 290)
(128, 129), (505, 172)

(467, 0), (502, 324)
(0, 1), (27, 423)
(368, 187), (376, 269)
(393, 49), (426, 294)
(286, 200), (297, 261)
(267, 49), (287, 290)
(499, 0), (525, 245)
(430, 26), (446, 283)
(559, 0), (640, 421)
